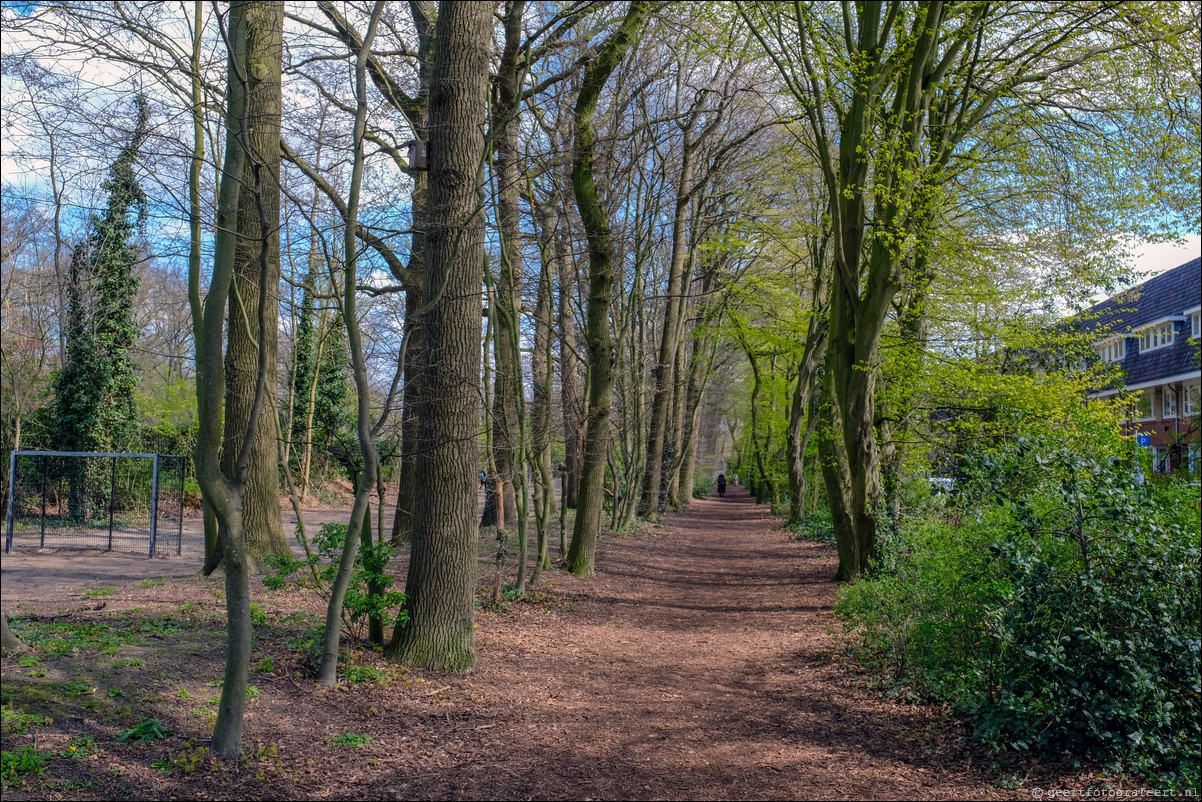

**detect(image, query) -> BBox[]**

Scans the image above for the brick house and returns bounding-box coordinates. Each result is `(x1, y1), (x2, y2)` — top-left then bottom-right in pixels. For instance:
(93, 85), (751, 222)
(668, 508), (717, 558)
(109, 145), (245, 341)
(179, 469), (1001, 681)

(1084, 257), (1200, 473)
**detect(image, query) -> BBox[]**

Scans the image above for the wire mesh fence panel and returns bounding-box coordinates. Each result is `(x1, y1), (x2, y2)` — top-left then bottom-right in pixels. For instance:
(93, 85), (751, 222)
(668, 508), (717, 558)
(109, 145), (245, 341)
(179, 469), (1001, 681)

(4, 451), (186, 557)
(153, 455), (187, 557)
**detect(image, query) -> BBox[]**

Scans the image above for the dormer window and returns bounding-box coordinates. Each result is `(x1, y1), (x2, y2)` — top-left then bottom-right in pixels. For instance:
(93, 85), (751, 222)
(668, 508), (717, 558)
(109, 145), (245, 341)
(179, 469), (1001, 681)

(1188, 307), (1201, 340)
(1139, 321), (1176, 353)
(1095, 337), (1125, 363)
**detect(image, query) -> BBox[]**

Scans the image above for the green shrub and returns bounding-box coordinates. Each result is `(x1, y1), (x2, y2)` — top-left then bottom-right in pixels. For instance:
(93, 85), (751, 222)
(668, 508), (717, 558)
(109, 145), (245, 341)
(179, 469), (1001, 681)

(1, 746), (47, 787)
(263, 523), (406, 641)
(692, 473), (715, 499)
(787, 508), (836, 543)
(837, 436), (1200, 786)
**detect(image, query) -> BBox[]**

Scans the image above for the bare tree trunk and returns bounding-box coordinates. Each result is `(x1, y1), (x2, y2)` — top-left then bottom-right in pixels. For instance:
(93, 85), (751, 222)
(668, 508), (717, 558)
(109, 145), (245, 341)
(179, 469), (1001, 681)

(639, 133), (698, 518)
(211, 0), (287, 574)
(490, 0), (528, 587)
(316, 0), (385, 686)
(388, 2), (433, 548)
(191, 0), (267, 758)
(787, 244), (829, 524)
(391, 282), (422, 546)
(530, 200), (557, 580)
(386, 0), (491, 672)
(565, 0), (651, 577)
(557, 215), (583, 510)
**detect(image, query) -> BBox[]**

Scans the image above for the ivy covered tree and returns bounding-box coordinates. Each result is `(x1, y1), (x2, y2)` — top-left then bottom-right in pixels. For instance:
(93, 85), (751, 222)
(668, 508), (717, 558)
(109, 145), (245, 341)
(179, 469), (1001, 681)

(52, 94), (148, 518)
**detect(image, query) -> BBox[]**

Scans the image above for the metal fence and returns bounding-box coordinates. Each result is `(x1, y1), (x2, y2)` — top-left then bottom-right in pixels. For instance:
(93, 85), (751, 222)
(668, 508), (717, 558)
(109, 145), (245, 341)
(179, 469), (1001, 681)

(4, 451), (186, 557)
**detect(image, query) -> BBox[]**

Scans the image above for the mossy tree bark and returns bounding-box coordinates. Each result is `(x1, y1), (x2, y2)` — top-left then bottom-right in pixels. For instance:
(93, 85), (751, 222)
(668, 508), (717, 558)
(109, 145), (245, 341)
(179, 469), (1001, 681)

(565, 0), (651, 577)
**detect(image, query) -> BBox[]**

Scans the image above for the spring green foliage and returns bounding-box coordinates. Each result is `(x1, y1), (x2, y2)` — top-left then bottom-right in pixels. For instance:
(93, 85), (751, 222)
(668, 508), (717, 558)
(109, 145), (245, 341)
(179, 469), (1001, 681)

(787, 508), (836, 543)
(0, 707), (51, 736)
(330, 732), (371, 747)
(52, 95), (148, 456)
(0, 745), (47, 788)
(263, 523), (406, 641)
(115, 716), (174, 743)
(837, 427), (1201, 786)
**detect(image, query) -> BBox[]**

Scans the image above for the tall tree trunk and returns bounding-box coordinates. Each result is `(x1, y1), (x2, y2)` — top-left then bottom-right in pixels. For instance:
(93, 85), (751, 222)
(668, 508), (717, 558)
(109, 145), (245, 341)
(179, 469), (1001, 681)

(391, 282), (423, 545)
(191, 0), (262, 758)
(211, 0), (288, 574)
(490, 0), (528, 587)
(675, 287), (722, 506)
(389, 2), (434, 548)
(557, 211), (583, 510)
(565, 0), (651, 577)
(530, 200), (558, 579)
(317, 0), (385, 685)
(639, 135), (698, 518)
(787, 246), (829, 524)
(664, 328), (689, 507)
(386, 0), (491, 672)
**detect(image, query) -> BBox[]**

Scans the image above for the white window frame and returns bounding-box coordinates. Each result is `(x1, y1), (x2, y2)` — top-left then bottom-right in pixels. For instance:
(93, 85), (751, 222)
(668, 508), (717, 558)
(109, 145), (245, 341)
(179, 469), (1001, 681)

(1095, 336), (1125, 363)
(1138, 318), (1182, 353)
(1185, 383), (1200, 416)
(1187, 306), (1201, 340)
(1133, 389), (1155, 421)
(1163, 386), (1178, 418)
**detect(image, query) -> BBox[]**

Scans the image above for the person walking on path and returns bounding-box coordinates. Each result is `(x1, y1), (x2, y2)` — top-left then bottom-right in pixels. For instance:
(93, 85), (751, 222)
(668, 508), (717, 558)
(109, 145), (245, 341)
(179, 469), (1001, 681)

(717, 473), (727, 498)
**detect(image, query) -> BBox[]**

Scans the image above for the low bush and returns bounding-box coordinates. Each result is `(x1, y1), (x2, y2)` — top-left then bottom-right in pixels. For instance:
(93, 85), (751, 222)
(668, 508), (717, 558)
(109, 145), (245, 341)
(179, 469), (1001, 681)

(263, 523), (407, 641)
(1, 745), (47, 788)
(837, 436), (1201, 787)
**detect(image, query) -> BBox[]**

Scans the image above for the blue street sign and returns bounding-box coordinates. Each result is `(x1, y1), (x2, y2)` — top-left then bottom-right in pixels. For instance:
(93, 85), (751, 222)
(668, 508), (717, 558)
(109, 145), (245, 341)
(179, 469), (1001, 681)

(1136, 433), (1151, 447)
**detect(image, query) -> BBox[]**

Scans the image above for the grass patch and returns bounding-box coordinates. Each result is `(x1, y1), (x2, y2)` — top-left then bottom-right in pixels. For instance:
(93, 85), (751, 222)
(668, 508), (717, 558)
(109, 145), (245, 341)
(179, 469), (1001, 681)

(110, 658), (146, 669)
(83, 586), (116, 599)
(330, 732), (371, 748)
(341, 664), (387, 686)
(0, 707), (52, 736)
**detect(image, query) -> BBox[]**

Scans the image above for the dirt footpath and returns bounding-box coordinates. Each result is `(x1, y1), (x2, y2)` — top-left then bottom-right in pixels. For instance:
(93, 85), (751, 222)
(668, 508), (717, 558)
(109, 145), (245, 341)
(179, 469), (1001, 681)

(2, 484), (1033, 800)
(350, 485), (1021, 800)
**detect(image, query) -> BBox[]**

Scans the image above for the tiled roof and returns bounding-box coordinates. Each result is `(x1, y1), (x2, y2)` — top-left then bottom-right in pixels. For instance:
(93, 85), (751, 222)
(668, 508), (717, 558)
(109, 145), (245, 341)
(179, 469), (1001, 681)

(1082, 258), (1201, 387)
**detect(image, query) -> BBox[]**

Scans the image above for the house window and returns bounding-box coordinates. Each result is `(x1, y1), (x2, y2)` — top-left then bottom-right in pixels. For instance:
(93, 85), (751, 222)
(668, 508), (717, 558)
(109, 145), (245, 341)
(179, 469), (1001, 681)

(1095, 337), (1125, 363)
(1191, 309), (1201, 340)
(1134, 390), (1154, 421)
(1151, 447), (1171, 474)
(1190, 443), (1201, 475)
(1163, 387), (1178, 419)
(1139, 321), (1176, 352)
(1185, 383), (1200, 416)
